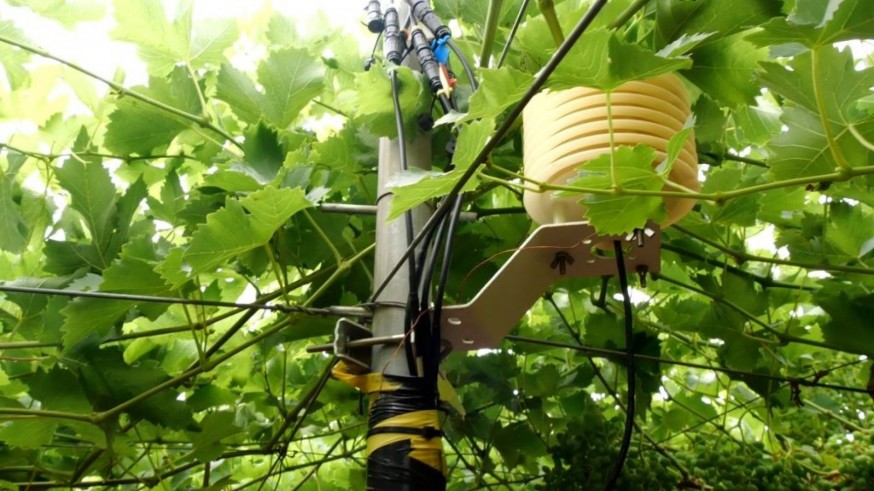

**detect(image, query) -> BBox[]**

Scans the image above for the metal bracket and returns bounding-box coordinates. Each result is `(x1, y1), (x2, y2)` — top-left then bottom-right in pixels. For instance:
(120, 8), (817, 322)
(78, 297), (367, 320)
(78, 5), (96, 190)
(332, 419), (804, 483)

(439, 222), (661, 351)
(334, 318), (374, 372)
(306, 318), (405, 372)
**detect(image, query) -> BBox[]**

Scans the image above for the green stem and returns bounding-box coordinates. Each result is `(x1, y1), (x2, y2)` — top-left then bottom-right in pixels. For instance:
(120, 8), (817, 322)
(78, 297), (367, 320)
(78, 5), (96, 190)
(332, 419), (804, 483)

(537, 0), (564, 48)
(303, 210), (343, 265)
(480, 0), (505, 67)
(479, 172), (539, 192)
(264, 243), (291, 306)
(0, 408), (96, 424)
(539, 165), (874, 202)
(487, 159), (874, 202)
(0, 34), (243, 153)
(848, 123), (874, 152)
(609, 0), (650, 30)
(0, 143), (200, 162)
(185, 62), (209, 121)
(302, 243), (375, 306)
(0, 341), (59, 349)
(720, 152), (770, 168)
(811, 48), (849, 171)
(805, 399), (865, 432)
(312, 99), (349, 118)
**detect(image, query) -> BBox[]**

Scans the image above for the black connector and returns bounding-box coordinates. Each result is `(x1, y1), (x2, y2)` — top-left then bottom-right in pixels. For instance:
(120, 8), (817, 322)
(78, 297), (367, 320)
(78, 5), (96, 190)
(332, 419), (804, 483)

(365, 1), (385, 33)
(383, 7), (405, 65)
(408, 0), (451, 39)
(410, 28), (442, 93)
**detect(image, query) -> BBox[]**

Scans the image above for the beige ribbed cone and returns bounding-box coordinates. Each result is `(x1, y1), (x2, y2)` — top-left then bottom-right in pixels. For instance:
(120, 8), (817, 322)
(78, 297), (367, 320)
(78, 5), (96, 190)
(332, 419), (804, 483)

(522, 73), (699, 226)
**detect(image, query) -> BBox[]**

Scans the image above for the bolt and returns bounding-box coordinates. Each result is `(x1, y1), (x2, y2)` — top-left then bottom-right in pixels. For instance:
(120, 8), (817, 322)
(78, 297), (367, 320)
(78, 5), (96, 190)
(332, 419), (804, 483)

(550, 251), (575, 275)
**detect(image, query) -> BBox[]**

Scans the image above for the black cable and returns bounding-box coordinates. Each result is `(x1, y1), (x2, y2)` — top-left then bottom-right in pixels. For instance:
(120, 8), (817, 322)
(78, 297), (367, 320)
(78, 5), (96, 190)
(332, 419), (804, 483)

(369, 0), (609, 303)
(447, 40), (478, 90)
(429, 197), (462, 366)
(497, 0), (531, 68)
(604, 241), (636, 491)
(391, 67), (422, 377)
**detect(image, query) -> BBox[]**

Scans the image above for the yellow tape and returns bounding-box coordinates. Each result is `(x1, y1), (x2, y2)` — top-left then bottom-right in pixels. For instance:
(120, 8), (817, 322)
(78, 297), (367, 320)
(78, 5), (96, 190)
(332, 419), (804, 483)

(332, 360), (402, 394)
(367, 410), (446, 474)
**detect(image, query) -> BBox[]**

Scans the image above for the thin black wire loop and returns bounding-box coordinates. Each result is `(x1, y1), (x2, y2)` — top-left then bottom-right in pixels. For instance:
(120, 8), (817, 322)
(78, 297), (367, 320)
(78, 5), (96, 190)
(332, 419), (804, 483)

(604, 241), (636, 491)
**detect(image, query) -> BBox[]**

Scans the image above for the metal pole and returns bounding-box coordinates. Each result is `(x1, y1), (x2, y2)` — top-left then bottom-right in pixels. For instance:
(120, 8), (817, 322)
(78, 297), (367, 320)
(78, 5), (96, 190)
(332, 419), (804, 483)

(364, 3), (449, 489)
(371, 133), (430, 375)
(371, 1), (431, 377)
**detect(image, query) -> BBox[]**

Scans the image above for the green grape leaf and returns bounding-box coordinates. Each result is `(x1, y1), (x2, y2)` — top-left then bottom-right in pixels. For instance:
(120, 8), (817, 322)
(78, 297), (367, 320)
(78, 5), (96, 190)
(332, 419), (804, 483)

(111, 0), (190, 76)
(0, 21), (32, 90)
(388, 168), (480, 220)
(8, 0), (104, 28)
(657, 32), (716, 58)
(825, 202), (874, 259)
(257, 47), (325, 129)
(62, 251), (173, 348)
(188, 19), (238, 70)
(700, 168), (761, 226)
(24, 367), (92, 413)
(460, 67), (534, 123)
(763, 47), (874, 125)
(72, 346), (196, 429)
(565, 145), (666, 234)
(768, 106), (874, 180)
(217, 47), (324, 128)
(237, 121), (284, 184)
(730, 101), (782, 147)
(452, 118), (495, 170)
(104, 67), (201, 155)
(157, 186), (312, 288)
(548, 29), (691, 91)
(683, 34), (768, 108)
(655, 0), (782, 47)
(215, 64), (264, 125)
(0, 420), (58, 449)
(54, 155), (118, 252)
(749, 0), (874, 48)
(111, 0), (236, 76)
(351, 65), (428, 137)
(0, 166), (28, 253)
(816, 290), (874, 356)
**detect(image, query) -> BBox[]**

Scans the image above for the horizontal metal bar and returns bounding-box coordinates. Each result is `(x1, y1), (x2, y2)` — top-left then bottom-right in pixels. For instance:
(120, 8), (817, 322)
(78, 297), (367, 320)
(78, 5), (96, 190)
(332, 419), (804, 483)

(306, 334), (406, 353)
(319, 203), (477, 222)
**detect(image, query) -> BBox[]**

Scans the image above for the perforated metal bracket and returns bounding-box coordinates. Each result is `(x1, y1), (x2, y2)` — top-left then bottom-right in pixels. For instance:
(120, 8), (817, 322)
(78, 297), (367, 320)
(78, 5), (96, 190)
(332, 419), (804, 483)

(439, 222), (661, 351)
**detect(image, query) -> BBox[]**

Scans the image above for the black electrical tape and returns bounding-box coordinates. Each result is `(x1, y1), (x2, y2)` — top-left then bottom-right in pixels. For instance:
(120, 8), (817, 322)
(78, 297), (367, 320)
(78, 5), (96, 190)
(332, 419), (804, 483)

(367, 374), (444, 490)
(368, 440), (446, 490)
(365, 0), (385, 33)
(367, 426), (443, 438)
(409, 0), (451, 39)
(410, 28), (442, 93)
(383, 7), (405, 65)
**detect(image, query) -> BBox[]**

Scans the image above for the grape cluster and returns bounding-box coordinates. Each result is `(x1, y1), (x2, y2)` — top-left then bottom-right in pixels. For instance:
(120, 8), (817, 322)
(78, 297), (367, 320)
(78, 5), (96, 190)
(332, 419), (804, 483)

(676, 441), (814, 491)
(539, 409), (677, 491)
(818, 432), (874, 490)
